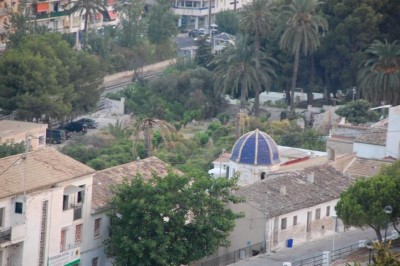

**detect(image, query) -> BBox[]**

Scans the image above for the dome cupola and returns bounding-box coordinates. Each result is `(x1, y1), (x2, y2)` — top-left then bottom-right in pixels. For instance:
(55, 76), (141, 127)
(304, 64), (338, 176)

(230, 129), (280, 165)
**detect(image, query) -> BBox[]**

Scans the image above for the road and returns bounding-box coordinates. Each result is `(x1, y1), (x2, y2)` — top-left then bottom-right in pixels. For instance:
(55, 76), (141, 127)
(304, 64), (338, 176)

(232, 227), (381, 266)
(174, 33), (196, 49)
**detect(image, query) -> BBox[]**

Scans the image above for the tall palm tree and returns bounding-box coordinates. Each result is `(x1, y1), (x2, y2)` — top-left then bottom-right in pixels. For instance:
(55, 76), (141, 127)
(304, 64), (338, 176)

(358, 40), (400, 106)
(70, 0), (107, 43)
(212, 35), (277, 110)
(133, 118), (177, 157)
(241, 0), (275, 117)
(277, 0), (328, 112)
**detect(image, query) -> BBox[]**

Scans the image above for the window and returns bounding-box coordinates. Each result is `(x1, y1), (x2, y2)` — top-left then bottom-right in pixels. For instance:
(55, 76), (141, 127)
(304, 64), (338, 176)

(60, 229), (66, 252)
(75, 224), (82, 243)
(281, 218), (287, 230)
(261, 172), (266, 180)
(63, 195), (69, 210)
(293, 215), (297, 226)
(92, 257), (98, 266)
(77, 185), (85, 203)
(94, 218), (101, 237)
(38, 135), (45, 146)
(326, 206), (330, 217)
(0, 207), (4, 226)
(15, 202), (23, 214)
(315, 208), (321, 220)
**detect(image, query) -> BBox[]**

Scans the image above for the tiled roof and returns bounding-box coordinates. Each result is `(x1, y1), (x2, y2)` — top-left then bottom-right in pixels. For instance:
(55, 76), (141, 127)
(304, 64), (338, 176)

(92, 157), (181, 212)
(213, 152), (231, 163)
(0, 120), (47, 140)
(0, 148), (95, 199)
(354, 127), (387, 146)
(343, 157), (393, 178)
(235, 166), (355, 218)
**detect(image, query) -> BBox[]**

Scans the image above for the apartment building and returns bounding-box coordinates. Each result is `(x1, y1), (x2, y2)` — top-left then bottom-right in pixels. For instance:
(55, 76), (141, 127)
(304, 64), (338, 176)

(0, 148), (95, 265)
(171, 0), (251, 30)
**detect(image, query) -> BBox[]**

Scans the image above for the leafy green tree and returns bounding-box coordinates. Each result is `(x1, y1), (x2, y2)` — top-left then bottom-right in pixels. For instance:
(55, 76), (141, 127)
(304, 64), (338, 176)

(114, 0), (147, 48)
(277, 0), (328, 112)
(335, 100), (380, 125)
(357, 40), (400, 106)
(0, 140), (25, 158)
(215, 10), (239, 35)
(336, 174), (399, 242)
(106, 120), (132, 140)
(212, 35), (276, 109)
(195, 38), (214, 68)
(70, 0), (107, 42)
(105, 172), (243, 265)
(241, 0), (276, 116)
(0, 33), (104, 122)
(147, 1), (178, 45)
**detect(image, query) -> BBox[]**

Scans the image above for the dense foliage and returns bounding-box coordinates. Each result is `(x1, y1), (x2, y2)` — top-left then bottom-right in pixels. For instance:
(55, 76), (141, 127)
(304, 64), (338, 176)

(105, 172), (243, 265)
(0, 33), (104, 122)
(335, 100), (380, 124)
(0, 140), (25, 159)
(336, 161), (400, 242)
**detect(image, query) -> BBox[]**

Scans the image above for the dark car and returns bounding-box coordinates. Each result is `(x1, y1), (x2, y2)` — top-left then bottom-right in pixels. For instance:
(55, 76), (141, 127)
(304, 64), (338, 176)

(75, 118), (99, 129)
(46, 129), (68, 144)
(188, 29), (200, 37)
(65, 122), (88, 133)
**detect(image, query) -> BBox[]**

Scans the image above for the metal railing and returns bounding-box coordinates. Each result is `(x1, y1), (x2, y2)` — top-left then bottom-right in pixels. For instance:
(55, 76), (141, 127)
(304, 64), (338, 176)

(292, 254), (324, 266)
(200, 241), (266, 266)
(0, 227), (11, 243)
(292, 242), (360, 266)
(331, 242), (360, 262)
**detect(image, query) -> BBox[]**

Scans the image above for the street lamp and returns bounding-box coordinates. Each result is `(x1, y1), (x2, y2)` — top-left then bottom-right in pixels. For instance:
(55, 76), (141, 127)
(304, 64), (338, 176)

(331, 215), (337, 258)
(384, 205), (393, 242)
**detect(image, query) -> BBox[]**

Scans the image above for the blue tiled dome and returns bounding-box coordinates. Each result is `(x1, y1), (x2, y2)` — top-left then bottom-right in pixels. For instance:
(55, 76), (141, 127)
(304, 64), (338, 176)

(230, 129), (280, 165)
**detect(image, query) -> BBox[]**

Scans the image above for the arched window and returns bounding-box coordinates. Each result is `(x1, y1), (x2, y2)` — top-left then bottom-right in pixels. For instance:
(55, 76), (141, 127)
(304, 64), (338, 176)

(261, 172), (266, 180)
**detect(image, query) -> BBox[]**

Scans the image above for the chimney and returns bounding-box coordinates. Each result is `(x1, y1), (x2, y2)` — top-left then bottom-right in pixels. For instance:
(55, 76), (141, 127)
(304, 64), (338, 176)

(307, 172), (315, 184)
(280, 186), (286, 196)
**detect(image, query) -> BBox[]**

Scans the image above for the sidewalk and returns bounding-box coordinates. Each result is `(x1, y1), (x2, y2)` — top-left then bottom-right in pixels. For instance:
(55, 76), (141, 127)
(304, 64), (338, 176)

(232, 228), (378, 266)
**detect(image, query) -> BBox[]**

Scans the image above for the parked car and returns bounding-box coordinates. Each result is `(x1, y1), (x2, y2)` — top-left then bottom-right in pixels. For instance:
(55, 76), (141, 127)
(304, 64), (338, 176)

(75, 118), (99, 129)
(46, 129), (68, 144)
(65, 122), (88, 133)
(189, 29), (200, 37)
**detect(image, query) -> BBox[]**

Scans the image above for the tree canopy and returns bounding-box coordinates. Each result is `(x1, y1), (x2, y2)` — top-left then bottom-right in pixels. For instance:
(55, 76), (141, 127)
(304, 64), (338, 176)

(0, 33), (104, 122)
(105, 172), (243, 265)
(336, 161), (400, 242)
(335, 100), (380, 125)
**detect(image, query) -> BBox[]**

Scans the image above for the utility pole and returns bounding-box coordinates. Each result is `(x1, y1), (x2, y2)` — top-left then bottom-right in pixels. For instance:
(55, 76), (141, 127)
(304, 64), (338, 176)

(208, 0), (212, 34)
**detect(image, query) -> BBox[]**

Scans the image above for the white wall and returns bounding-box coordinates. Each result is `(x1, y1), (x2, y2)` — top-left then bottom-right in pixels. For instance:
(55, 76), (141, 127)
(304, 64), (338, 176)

(386, 106), (400, 159)
(229, 161), (279, 186)
(353, 143), (386, 159)
(268, 199), (340, 251)
(0, 174), (94, 266)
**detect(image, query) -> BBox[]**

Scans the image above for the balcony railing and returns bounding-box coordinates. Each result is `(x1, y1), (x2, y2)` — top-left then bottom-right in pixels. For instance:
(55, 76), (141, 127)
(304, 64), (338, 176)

(35, 10), (71, 19)
(0, 228), (11, 243)
(73, 206), (82, 220)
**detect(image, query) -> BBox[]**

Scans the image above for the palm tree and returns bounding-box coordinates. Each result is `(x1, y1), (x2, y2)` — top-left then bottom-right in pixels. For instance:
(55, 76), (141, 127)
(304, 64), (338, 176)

(133, 118), (177, 157)
(70, 0), (107, 44)
(241, 0), (275, 116)
(212, 35), (276, 110)
(277, 0), (328, 112)
(357, 40), (400, 106)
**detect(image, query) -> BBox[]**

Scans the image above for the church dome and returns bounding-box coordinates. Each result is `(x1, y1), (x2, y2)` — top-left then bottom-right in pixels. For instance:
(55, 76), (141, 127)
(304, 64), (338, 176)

(230, 129), (280, 165)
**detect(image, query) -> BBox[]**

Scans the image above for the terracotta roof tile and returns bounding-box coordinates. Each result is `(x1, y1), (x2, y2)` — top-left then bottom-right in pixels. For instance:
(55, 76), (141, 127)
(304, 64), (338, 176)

(344, 157), (392, 178)
(354, 127), (387, 146)
(91, 157), (181, 212)
(0, 148), (95, 199)
(235, 166), (355, 218)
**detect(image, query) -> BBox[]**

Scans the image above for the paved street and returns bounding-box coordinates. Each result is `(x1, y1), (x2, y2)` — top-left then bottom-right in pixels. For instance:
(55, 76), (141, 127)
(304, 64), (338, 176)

(232, 228), (380, 266)
(174, 33), (196, 49)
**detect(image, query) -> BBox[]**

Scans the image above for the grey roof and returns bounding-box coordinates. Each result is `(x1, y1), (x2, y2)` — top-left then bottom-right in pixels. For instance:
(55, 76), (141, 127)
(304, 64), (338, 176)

(235, 166), (355, 218)
(354, 127), (387, 146)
